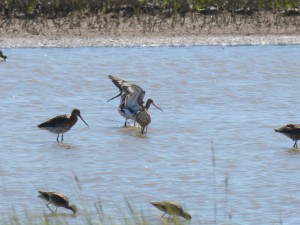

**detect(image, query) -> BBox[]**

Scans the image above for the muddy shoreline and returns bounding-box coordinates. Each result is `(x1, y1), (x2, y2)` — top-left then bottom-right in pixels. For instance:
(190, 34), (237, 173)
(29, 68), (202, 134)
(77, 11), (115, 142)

(0, 12), (299, 47)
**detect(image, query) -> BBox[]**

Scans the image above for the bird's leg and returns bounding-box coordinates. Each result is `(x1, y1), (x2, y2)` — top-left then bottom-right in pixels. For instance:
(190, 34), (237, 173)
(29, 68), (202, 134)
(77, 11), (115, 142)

(46, 204), (54, 213)
(167, 216), (174, 222)
(55, 207), (58, 213)
(162, 214), (172, 222)
(61, 133), (63, 142)
(295, 141), (298, 148)
(56, 133), (59, 142)
(145, 126), (148, 133)
(124, 119), (127, 127)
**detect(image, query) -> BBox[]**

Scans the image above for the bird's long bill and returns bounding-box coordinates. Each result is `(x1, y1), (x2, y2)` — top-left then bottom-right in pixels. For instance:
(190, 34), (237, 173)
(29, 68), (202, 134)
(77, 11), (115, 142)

(107, 92), (122, 102)
(152, 102), (163, 111)
(79, 115), (89, 127)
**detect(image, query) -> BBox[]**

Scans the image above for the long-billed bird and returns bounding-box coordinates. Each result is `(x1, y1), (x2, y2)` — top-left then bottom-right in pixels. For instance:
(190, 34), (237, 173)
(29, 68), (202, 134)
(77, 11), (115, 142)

(275, 124), (300, 148)
(38, 191), (77, 214)
(136, 99), (162, 133)
(38, 108), (89, 142)
(150, 201), (191, 221)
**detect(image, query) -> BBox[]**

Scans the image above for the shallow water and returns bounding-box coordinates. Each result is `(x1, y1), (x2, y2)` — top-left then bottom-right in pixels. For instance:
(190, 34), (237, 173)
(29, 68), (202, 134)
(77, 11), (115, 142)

(0, 45), (300, 224)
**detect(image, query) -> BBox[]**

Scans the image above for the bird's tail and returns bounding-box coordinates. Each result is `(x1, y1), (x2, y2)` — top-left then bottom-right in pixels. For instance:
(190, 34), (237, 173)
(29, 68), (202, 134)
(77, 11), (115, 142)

(38, 190), (50, 199)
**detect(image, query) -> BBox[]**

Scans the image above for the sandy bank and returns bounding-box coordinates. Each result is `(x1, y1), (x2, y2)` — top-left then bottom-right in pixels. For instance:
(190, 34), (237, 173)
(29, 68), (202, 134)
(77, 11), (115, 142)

(0, 34), (300, 48)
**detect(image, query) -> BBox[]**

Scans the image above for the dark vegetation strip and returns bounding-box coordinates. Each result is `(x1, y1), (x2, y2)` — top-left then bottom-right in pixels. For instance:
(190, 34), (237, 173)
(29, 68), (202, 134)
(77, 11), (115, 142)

(1, 0), (299, 19)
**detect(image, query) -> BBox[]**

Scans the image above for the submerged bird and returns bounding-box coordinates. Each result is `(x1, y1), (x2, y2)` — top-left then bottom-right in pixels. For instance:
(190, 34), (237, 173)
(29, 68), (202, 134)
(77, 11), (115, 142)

(107, 75), (145, 127)
(38, 108), (89, 142)
(136, 99), (162, 133)
(150, 201), (191, 221)
(275, 124), (300, 148)
(38, 191), (77, 214)
(0, 50), (7, 61)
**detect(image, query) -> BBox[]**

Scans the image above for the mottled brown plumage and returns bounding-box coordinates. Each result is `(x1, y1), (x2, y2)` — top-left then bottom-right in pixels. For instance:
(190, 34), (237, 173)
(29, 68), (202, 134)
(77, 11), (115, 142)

(136, 99), (162, 133)
(38, 191), (77, 214)
(38, 108), (89, 142)
(136, 108), (151, 133)
(275, 124), (300, 148)
(150, 201), (191, 220)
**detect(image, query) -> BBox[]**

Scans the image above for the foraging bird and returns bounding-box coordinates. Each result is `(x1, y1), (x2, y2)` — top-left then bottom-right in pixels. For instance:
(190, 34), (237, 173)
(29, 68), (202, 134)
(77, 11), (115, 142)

(150, 201), (191, 221)
(38, 108), (89, 142)
(38, 191), (77, 214)
(0, 50), (7, 61)
(275, 124), (300, 148)
(136, 99), (162, 133)
(107, 75), (145, 127)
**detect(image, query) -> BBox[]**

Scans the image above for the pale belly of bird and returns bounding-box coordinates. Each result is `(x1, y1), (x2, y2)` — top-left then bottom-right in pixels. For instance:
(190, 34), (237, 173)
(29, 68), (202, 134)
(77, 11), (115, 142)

(118, 107), (139, 120)
(136, 110), (151, 127)
(43, 125), (72, 134)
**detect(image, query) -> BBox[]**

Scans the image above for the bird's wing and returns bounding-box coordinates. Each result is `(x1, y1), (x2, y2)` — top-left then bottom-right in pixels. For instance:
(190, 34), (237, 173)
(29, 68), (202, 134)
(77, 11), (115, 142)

(123, 84), (145, 109)
(108, 75), (128, 92)
(50, 192), (69, 205)
(38, 114), (69, 128)
(108, 75), (145, 112)
(278, 124), (300, 134)
(108, 75), (144, 98)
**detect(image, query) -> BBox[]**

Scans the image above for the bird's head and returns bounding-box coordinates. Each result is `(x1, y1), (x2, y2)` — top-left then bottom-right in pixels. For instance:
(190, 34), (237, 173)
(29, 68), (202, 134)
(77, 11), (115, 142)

(183, 211), (192, 220)
(69, 204), (77, 214)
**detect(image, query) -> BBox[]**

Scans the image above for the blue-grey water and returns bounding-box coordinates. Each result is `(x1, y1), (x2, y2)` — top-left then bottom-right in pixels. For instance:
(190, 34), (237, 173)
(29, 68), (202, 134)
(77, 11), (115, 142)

(0, 45), (300, 225)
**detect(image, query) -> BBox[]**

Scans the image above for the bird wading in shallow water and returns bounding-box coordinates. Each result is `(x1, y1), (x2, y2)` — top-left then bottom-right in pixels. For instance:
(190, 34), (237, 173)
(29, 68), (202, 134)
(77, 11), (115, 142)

(38, 108), (89, 142)
(0, 50), (7, 61)
(136, 99), (162, 134)
(38, 191), (77, 214)
(150, 201), (191, 221)
(275, 124), (300, 148)
(107, 75), (145, 127)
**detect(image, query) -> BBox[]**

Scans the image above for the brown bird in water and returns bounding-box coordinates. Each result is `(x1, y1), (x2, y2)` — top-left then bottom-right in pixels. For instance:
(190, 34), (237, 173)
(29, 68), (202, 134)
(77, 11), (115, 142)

(275, 124), (300, 148)
(0, 50), (7, 61)
(38, 108), (89, 142)
(150, 201), (191, 221)
(136, 99), (162, 133)
(38, 191), (77, 214)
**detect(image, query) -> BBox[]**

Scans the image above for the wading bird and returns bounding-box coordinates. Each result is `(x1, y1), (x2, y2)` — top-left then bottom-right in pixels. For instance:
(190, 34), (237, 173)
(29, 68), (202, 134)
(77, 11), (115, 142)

(275, 124), (300, 148)
(136, 99), (162, 133)
(38, 108), (89, 142)
(0, 50), (7, 61)
(107, 75), (145, 127)
(38, 191), (77, 214)
(150, 201), (191, 221)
